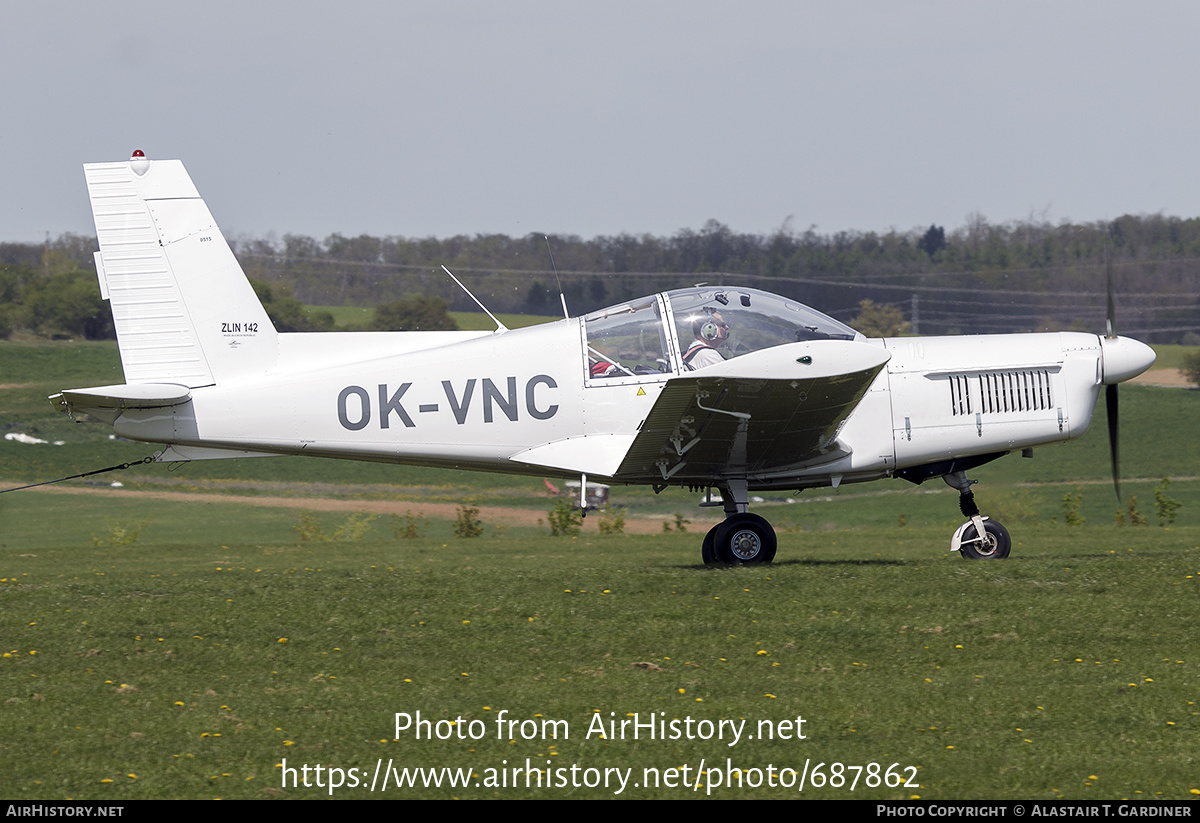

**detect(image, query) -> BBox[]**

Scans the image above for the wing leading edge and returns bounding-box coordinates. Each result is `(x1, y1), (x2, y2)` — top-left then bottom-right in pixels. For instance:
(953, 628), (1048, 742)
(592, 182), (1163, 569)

(512, 340), (889, 482)
(616, 340), (889, 483)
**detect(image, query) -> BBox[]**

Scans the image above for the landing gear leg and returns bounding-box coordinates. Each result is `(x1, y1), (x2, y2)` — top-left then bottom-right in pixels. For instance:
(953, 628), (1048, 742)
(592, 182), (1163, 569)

(944, 471), (1011, 559)
(700, 480), (778, 565)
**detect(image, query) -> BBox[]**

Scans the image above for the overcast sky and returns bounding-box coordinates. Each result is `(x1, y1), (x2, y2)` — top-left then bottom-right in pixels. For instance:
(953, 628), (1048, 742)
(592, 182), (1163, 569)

(3, 1), (1198, 244)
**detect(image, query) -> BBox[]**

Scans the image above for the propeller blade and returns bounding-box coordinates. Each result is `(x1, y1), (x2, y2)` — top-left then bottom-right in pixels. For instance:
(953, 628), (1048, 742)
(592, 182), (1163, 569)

(1105, 239), (1116, 338)
(1106, 383), (1120, 502)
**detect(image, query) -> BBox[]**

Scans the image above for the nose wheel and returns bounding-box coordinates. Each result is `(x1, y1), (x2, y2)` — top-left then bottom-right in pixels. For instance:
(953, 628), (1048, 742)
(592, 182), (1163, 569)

(701, 513), (777, 565)
(944, 470), (1012, 560)
(953, 517), (1011, 559)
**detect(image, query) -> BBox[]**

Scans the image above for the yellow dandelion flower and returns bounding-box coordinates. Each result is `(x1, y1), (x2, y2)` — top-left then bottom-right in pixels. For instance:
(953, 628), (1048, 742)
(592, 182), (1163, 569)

(278, 638), (288, 643)
(678, 688), (685, 694)
(100, 779), (113, 784)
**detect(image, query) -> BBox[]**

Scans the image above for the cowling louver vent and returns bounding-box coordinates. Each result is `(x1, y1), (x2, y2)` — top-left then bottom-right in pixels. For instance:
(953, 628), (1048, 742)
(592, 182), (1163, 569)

(950, 370), (1053, 416)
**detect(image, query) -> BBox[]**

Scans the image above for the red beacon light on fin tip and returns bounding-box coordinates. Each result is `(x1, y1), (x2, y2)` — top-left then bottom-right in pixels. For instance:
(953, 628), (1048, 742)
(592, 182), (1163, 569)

(129, 149), (149, 176)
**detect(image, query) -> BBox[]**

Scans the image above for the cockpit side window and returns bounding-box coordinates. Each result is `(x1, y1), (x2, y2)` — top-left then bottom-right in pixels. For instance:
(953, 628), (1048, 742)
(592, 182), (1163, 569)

(583, 297), (672, 381)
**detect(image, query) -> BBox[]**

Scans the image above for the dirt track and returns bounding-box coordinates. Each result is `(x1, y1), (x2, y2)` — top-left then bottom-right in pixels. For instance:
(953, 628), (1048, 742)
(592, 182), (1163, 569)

(1129, 368), (1191, 387)
(27, 484), (722, 536)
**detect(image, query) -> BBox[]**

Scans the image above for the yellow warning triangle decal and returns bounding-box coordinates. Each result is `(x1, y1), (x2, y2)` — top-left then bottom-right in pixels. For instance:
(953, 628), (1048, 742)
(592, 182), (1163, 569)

(636, 387), (646, 396)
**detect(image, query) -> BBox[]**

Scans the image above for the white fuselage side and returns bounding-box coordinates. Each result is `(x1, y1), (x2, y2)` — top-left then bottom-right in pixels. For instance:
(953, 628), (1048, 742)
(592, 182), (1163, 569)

(108, 321), (1112, 492)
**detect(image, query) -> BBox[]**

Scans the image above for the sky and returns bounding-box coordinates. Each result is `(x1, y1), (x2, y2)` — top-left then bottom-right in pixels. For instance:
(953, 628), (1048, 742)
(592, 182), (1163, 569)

(3, 1), (1199, 244)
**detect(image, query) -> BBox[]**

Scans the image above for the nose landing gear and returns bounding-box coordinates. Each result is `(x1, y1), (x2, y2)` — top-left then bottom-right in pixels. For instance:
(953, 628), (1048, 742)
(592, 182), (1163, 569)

(945, 471), (1011, 560)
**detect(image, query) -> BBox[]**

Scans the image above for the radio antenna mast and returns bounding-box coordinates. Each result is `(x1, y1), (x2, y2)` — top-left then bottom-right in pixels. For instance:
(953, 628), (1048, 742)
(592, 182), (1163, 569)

(440, 265), (508, 332)
(545, 235), (569, 320)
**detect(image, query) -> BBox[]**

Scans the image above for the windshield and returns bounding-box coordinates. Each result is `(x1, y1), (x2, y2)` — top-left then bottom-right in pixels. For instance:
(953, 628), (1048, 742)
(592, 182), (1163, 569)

(583, 296), (671, 379)
(668, 287), (857, 369)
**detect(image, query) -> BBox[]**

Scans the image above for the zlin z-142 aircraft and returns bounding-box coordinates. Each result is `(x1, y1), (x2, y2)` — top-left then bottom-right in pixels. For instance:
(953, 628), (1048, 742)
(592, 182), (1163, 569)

(53, 151), (1156, 565)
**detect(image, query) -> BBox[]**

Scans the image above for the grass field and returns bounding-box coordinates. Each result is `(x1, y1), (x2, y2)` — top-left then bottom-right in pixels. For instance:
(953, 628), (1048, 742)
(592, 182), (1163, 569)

(2, 338), (1199, 800)
(317, 306), (560, 331)
(1, 510), (1197, 800)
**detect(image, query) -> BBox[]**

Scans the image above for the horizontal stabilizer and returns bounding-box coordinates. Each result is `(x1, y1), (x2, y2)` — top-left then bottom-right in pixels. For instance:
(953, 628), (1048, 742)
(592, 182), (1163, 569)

(50, 383), (191, 425)
(52, 383), (191, 411)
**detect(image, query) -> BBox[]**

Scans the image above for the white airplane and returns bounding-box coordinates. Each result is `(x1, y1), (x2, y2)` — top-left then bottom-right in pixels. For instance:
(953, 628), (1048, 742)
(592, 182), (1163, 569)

(52, 151), (1157, 565)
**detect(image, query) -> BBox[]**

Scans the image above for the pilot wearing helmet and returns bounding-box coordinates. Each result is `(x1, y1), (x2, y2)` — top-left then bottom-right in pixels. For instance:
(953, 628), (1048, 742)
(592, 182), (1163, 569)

(683, 310), (730, 370)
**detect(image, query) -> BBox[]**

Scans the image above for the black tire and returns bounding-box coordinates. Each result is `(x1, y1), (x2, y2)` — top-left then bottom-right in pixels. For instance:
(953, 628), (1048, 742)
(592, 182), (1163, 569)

(701, 524), (719, 565)
(959, 519), (1011, 559)
(713, 514), (778, 564)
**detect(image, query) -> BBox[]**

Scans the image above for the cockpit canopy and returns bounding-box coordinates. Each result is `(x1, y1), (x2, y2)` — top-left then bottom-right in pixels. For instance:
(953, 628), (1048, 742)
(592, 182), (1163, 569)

(583, 287), (859, 381)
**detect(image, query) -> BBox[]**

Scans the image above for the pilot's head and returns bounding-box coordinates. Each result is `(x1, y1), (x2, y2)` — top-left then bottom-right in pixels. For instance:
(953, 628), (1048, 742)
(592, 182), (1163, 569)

(693, 310), (730, 346)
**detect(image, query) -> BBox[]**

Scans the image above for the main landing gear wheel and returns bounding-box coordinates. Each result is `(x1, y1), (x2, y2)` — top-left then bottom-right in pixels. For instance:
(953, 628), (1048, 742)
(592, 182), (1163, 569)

(701, 524), (719, 565)
(958, 519), (1011, 560)
(712, 513), (777, 565)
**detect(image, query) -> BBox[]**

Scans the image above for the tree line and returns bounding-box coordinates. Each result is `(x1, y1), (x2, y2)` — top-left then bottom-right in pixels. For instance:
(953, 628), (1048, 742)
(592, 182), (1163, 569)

(3, 212), (1200, 342)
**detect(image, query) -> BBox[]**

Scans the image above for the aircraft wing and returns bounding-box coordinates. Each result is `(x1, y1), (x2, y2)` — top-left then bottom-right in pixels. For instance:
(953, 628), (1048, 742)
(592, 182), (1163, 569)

(613, 340), (889, 483)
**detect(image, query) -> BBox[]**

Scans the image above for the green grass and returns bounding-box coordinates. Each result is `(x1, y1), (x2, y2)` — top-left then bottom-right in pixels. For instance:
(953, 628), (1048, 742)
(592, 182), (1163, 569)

(313, 305), (559, 331)
(1, 508), (1198, 800)
(1148, 344), (1197, 372)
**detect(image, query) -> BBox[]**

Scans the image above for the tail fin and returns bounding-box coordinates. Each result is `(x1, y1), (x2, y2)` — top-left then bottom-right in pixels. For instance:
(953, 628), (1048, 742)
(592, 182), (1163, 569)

(85, 151), (277, 387)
